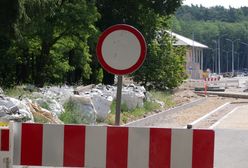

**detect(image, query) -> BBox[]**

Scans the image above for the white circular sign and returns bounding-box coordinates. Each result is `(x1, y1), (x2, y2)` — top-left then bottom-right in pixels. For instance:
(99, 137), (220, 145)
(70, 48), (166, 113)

(97, 24), (146, 75)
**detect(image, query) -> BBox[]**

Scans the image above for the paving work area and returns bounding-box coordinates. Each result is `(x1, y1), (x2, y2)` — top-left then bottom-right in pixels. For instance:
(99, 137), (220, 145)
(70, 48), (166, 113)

(9, 77), (248, 168)
(126, 96), (235, 128)
(213, 104), (248, 129)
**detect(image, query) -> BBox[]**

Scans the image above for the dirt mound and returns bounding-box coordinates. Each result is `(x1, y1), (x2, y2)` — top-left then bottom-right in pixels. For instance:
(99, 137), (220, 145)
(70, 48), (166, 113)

(172, 88), (200, 105)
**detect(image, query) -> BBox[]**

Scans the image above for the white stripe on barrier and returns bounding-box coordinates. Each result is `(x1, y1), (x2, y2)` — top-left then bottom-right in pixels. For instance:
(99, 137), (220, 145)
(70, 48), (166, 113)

(128, 127), (150, 168)
(13, 123), (21, 165)
(85, 126), (107, 168)
(171, 129), (193, 168)
(42, 124), (64, 166)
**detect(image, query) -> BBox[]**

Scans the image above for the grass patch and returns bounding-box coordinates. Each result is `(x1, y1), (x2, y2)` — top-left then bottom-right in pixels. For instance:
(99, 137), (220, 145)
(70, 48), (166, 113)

(59, 101), (79, 124)
(4, 86), (32, 98)
(106, 90), (174, 125)
(106, 101), (160, 125)
(34, 115), (50, 123)
(39, 101), (50, 111)
(59, 101), (94, 124)
(149, 90), (175, 107)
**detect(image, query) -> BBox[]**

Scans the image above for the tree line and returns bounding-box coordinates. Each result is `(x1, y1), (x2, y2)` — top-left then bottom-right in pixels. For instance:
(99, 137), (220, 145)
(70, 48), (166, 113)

(173, 5), (248, 73)
(0, 0), (186, 90)
(177, 5), (248, 22)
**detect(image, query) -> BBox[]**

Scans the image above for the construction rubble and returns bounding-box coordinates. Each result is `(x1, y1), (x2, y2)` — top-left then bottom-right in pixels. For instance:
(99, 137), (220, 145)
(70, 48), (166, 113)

(0, 84), (148, 124)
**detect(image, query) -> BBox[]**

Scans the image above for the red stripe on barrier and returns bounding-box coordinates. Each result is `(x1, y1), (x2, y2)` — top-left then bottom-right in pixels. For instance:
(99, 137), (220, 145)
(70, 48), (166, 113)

(149, 128), (171, 168)
(192, 130), (215, 168)
(21, 123), (43, 166)
(63, 125), (85, 167)
(106, 127), (128, 168)
(1, 129), (9, 151)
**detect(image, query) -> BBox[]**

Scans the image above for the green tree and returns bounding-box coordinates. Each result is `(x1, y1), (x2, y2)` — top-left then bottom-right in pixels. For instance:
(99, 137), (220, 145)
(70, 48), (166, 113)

(6, 0), (100, 86)
(0, 0), (20, 87)
(96, 0), (184, 89)
(133, 31), (187, 90)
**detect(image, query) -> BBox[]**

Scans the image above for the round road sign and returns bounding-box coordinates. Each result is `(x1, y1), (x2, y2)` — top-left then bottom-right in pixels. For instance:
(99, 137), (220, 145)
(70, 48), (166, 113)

(96, 24), (147, 75)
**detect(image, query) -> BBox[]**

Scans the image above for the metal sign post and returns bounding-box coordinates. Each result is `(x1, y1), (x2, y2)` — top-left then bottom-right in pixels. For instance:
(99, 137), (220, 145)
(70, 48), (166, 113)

(115, 75), (123, 125)
(96, 24), (146, 125)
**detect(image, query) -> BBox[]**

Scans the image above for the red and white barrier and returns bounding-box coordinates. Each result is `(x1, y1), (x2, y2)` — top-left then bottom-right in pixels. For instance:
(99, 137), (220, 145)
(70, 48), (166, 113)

(12, 123), (215, 168)
(206, 77), (220, 82)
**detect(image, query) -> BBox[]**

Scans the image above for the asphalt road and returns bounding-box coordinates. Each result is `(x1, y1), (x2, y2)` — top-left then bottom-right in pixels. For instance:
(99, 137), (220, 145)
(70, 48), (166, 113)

(212, 102), (248, 167)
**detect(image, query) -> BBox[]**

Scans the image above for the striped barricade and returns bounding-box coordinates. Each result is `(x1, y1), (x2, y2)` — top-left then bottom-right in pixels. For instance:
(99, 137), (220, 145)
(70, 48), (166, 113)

(206, 77), (220, 82)
(206, 77), (220, 86)
(0, 128), (10, 168)
(12, 123), (215, 168)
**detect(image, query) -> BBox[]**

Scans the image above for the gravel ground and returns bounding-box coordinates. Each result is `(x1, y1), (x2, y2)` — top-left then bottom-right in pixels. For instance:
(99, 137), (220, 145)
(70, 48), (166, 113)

(153, 96), (234, 128)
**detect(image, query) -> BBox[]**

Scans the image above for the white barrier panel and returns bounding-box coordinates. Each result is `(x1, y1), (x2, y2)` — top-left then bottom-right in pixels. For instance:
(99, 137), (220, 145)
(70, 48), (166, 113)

(12, 123), (215, 168)
(188, 79), (205, 88)
(215, 129), (248, 168)
(188, 79), (239, 88)
(216, 79), (239, 88)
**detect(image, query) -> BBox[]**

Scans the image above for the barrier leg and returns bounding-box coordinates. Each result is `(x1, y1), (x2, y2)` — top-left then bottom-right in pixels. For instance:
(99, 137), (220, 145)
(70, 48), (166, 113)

(0, 152), (11, 168)
(3, 157), (10, 168)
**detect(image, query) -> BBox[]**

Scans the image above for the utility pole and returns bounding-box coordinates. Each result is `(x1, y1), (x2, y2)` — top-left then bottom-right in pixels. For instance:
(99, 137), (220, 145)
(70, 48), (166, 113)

(218, 34), (227, 74)
(213, 40), (217, 73)
(218, 38), (221, 74)
(192, 32), (195, 78)
(210, 47), (217, 73)
(240, 41), (248, 69)
(223, 50), (230, 72)
(238, 53), (240, 71)
(226, 39), (240, 76)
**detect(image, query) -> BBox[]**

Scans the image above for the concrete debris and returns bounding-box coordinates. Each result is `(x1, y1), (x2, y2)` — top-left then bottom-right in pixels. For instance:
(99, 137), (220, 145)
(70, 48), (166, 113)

(0, 96), (34, 122)
(122, 91), (144, 110)
(0, 84), (148, 123)
(35, 98), (64, 115)
(66, 95), (97, 124)
(0, 92), (63, 123)
(39, 85), (74, 104)
(91, 94), (113, 121)
(78, 84), (147, 120)
(75, 84), (95, 94)
(33, 85), (74, 115)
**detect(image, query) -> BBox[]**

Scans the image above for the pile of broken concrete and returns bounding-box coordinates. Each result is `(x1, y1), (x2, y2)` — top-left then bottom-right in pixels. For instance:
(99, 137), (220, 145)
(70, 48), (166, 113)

(0, 84), (148, 124)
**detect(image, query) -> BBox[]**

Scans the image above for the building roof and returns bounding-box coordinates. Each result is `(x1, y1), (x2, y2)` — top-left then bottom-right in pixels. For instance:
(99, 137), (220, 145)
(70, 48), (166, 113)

(168, 31), (208, 48)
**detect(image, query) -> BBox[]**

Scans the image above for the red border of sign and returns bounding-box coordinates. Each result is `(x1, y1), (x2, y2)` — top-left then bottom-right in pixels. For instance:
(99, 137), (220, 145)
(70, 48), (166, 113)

(96, 24), (147, 75)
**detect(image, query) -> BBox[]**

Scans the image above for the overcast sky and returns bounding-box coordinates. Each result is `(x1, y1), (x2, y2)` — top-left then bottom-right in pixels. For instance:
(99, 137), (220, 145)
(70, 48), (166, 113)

(183, 0), (248, 8)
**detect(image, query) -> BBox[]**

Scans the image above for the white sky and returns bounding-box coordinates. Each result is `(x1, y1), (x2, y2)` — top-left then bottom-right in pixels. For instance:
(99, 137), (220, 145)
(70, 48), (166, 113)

(183, 0), (248, 8)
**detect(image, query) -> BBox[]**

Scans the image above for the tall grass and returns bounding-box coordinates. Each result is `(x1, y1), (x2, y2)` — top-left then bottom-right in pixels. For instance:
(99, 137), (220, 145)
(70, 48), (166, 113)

(4, 86), (32, 98)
